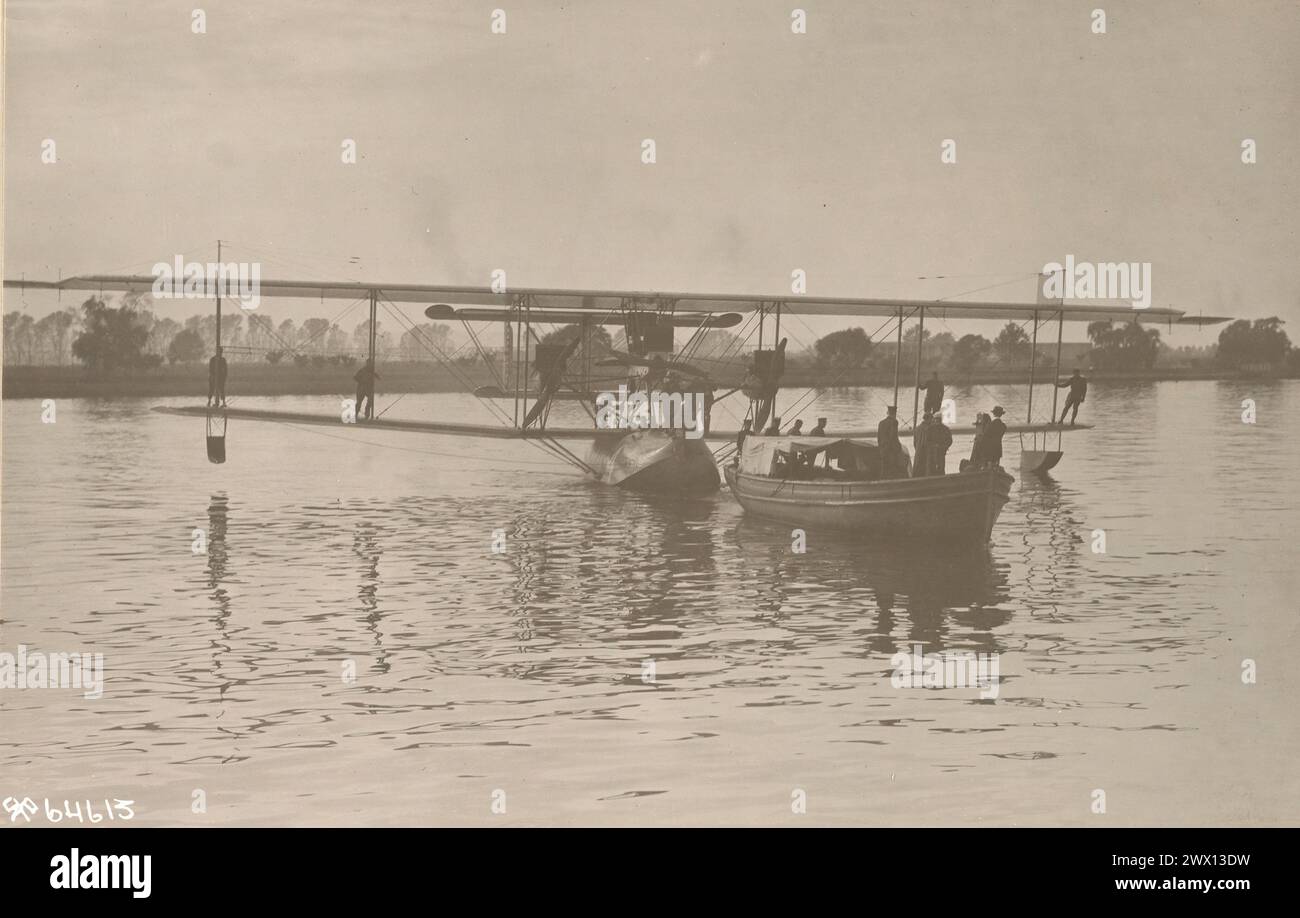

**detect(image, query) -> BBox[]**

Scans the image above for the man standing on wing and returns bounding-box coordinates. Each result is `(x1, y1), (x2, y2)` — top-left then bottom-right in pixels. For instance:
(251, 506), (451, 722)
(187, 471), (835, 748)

(1057, 369), (1088, 426)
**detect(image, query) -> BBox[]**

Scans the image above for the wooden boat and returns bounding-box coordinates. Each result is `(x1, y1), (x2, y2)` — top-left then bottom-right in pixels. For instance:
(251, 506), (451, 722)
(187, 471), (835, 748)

(724, 435), (1014, 542)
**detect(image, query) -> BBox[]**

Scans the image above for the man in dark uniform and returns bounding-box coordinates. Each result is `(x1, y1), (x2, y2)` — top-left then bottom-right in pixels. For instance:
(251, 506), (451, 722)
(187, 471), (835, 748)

(1057, 369), (1088, 426)
(809, 417), (828, 436)
(788, 419), (804, 436)
(928, 414), (953, 476)
(985, 406), (1008, 467)
(918, 371), (944, 417)
(207, 346), (228, 408)
(877, 406), (903, 478)
(912, 411), (934, 478)
(353, 358), (380, 421)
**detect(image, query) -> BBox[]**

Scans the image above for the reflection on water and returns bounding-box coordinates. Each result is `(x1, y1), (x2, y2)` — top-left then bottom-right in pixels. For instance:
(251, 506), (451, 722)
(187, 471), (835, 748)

(353, 521), (389, 676)
(206, 493), (233, 705)
(731, 517), (1011, 657)
(3, 380), (1299, 826)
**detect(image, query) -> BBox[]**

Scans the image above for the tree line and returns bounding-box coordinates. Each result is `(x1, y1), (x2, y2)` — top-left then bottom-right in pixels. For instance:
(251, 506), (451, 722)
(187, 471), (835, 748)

(4, 297), (1295, 376)
(3, 296), (454, 371)
(804, 318), (1296, 375)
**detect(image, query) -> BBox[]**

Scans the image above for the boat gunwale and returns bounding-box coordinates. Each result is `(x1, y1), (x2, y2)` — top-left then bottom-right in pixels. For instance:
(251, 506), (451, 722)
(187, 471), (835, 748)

(724, 465), (1013, 504)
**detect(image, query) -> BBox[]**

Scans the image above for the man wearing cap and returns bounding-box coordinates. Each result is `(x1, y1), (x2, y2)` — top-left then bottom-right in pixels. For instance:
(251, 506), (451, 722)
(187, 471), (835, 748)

(985, 406), (1008, 467)
(810, 417), (828, 436)
(877, 406), (904, 478)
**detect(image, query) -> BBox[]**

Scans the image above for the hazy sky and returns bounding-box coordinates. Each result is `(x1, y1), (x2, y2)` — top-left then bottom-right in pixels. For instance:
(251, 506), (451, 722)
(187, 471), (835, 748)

(4, 0), (1298, 345)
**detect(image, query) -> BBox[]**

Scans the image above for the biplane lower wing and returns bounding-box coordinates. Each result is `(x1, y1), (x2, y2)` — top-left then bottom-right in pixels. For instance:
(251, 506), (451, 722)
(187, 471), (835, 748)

(152, 406), (1090, 442)
(152, 405), (741, 440)
(154, 406), (534, 438)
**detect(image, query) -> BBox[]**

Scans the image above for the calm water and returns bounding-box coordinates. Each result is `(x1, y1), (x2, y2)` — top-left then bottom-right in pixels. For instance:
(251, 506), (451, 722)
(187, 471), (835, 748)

(2, 380), (1298, 826)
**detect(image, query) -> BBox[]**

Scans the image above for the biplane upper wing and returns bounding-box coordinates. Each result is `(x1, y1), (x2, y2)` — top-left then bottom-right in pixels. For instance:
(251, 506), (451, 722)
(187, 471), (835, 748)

(4, 275), (1231, 325)
(3, 275), (751, 310)
(759, 297), (1231, 325)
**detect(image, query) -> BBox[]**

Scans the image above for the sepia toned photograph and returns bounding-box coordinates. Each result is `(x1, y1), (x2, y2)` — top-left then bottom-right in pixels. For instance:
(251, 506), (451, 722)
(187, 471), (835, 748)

(1, 0), (1296, 880)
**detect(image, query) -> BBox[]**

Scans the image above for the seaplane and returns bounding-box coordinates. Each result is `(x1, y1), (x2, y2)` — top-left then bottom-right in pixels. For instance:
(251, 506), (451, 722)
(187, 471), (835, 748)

(4, 272), (1228, 531)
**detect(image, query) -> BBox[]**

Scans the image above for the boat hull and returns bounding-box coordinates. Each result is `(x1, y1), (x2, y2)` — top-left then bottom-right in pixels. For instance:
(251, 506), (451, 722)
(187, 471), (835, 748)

(587, 430), (720, 496)
(724, 465), (1014, 542)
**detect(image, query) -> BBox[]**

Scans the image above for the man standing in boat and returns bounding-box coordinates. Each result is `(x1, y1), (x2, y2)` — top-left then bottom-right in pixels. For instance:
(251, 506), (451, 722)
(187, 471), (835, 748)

(877, 406), (904, 478)
(985, 406), (1008, 467)
(207, 346), (228, 408)
(353, 357), (380, 421)
(964, 411), (990, 470)
(918, 371), (944, 418)
(810, 417), (828, 437)
(929, 414), (953, 475)
(912, 411), (934, 477)
(1056, 369), (1088, 426)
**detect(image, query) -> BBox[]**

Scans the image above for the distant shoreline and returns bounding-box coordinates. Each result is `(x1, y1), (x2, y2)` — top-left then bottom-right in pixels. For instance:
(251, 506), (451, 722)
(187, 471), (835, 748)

(2, 362), (1293, 400)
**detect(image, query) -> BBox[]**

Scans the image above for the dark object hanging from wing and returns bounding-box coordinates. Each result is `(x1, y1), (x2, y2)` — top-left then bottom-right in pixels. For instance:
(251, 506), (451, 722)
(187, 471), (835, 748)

(206, 409), (228, 464)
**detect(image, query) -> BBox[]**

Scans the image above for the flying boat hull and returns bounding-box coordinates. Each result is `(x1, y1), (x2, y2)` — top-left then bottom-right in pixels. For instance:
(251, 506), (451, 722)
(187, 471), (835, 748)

(588, 430), (720, 496)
